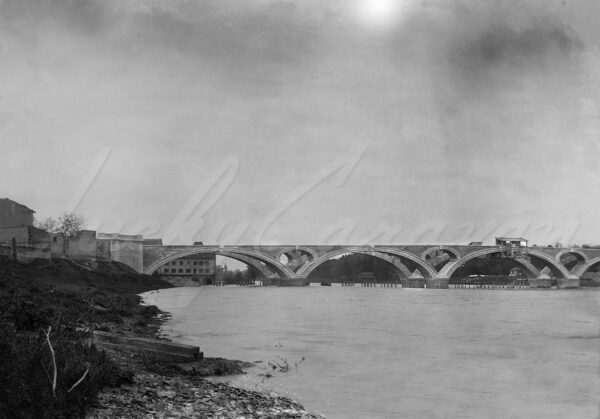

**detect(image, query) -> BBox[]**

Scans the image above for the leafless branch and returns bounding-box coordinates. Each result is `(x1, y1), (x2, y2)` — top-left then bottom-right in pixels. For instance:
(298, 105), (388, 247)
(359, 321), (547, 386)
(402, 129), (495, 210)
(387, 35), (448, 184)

(40, 360), (52, 388)
(43, 326), (57, 397)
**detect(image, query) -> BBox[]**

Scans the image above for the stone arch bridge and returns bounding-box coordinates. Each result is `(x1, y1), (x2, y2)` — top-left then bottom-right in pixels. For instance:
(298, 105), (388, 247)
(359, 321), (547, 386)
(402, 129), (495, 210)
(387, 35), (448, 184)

(142, 244), (600, 289)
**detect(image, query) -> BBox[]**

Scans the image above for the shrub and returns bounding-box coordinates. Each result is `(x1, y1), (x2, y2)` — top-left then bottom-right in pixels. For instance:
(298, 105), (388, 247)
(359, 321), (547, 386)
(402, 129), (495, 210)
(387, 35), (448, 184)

(0, 320), (118, 419)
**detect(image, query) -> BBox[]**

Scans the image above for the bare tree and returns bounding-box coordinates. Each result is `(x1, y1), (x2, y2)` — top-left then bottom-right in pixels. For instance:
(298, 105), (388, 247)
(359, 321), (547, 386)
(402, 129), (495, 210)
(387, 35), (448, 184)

(35, 217), (58, 233)
(35, 213), (86, 257)
(35, 213), (86, 237)
(56, 213), (86, 238)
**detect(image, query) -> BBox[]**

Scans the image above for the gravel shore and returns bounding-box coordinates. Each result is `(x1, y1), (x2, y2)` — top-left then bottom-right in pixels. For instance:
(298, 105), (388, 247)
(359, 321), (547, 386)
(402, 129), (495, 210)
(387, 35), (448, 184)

(86, 326), (325, 419)
(88, 368), (323, 418)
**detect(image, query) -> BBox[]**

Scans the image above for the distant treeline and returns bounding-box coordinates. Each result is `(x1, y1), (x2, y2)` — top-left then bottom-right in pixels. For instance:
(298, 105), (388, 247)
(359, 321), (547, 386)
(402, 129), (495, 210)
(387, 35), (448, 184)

(452, 257), (522, 278)
(533, 243), (600, 248)
(216, 267), (257, 284)
(309, 253), (399, 282)
(312, 253), (528, 282)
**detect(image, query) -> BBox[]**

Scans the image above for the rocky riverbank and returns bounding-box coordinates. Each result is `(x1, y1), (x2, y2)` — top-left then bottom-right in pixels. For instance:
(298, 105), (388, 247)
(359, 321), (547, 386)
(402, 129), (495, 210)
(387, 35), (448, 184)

(0, 256), (324, 418)
(85, 340), (323, 418)
(88, 358), (321, 418)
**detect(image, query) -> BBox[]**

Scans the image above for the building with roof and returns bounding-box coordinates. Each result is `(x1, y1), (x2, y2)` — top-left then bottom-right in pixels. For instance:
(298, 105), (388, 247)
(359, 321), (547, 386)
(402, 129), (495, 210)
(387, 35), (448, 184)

(0, 198), (51, 260)
(156, 253), (216, 285)
(0, 198), (35, 229)
(0, 198), (42, 246)
(495, 237), (528, 258)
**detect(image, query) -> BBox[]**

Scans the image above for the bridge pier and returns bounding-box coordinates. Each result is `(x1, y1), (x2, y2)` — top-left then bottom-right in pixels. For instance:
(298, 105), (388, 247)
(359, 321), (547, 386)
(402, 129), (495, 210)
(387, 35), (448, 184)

(401, 278), (425, 288)
(261, 277), (309, 286)
(557, 277), (580, 289)
(528, 277), (552, 288)
(426, 277), (449, 289)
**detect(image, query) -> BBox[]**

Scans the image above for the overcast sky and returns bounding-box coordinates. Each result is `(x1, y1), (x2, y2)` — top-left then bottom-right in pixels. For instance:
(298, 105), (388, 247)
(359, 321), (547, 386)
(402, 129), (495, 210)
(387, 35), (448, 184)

(2, 0), (600, 246)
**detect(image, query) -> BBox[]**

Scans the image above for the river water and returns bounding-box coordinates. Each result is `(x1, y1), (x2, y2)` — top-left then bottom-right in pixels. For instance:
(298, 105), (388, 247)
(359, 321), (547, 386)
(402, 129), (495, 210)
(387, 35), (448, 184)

(141, 285), (600, 419)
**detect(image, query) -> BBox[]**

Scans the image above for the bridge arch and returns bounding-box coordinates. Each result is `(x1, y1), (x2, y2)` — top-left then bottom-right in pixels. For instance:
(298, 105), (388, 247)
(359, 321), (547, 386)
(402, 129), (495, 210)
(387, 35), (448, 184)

(421, 246), (460, 270)
(297, 246), (438, 279)
(144, 248), (296, 278)
(276, 246), (318, 262)
(555, 249), (588, 264)
(276, 246), (318, 273)
(421, 246), (461, 261)
(555, 249), (588, 272)
(438, 248), (571, 279)
(219, 253), (278, 279)
(571, 257), (600, 278)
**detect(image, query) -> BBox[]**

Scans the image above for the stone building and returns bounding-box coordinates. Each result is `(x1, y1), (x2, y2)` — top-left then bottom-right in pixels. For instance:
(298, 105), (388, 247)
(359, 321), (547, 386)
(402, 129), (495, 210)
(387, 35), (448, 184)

(0, 198), (42, 245)
(0, 198), (35, 229)
(157, 253), (216, 285)
(0, 198), (51, 259)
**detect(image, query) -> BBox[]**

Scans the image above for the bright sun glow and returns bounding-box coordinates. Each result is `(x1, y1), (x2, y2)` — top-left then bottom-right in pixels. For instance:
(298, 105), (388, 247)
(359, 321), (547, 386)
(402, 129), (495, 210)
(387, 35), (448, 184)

(357, 0), (405, 28)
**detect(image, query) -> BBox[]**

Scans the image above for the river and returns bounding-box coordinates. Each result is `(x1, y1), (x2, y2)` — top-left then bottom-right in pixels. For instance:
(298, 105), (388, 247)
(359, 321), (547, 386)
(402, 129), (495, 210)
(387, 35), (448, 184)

(141, 285), (600, 419)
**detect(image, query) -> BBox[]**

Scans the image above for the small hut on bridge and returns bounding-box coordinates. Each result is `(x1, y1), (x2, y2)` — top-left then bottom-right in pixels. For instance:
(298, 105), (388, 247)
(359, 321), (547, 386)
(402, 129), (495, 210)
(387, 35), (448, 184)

(495, 237), (528, 258)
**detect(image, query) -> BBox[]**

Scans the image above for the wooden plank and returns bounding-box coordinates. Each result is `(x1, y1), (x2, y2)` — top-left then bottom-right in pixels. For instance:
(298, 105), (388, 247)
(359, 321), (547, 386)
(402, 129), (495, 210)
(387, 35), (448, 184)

(91, 331), (201, 362)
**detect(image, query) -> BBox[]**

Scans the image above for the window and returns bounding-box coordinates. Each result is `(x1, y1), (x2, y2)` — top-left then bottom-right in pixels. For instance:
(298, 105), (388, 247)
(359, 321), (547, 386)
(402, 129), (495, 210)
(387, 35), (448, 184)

(186, 268), (191, 273)
(178, 268), (183, 273)
(179, 261), (183, 265)
(193, 261), (197, 265)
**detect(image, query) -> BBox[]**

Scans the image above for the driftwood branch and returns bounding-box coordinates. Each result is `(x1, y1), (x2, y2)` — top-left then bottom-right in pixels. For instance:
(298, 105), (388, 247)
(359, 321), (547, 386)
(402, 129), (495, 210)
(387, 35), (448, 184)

(67, 367), (89, 393)
(91, 330), (201, 362)
(43, 326), (57, 397)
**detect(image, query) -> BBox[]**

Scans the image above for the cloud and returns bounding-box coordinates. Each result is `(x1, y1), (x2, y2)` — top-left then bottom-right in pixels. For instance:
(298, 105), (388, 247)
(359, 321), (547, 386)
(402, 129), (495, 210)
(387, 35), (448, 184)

(1, 0), (600, 244)
(450, 18), (583, 80)
(392, 1), (589, 90)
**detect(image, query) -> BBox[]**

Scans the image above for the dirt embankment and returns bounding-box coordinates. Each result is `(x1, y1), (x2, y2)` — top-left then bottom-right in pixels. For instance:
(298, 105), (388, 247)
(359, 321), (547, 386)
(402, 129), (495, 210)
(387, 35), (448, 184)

(0, 257), (323, 418)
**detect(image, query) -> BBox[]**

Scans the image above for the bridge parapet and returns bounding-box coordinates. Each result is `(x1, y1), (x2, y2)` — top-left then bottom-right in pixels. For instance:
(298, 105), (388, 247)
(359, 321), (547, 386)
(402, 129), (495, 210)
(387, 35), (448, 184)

(143, 245), (220, 264)
(578, 248), (600, 259)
